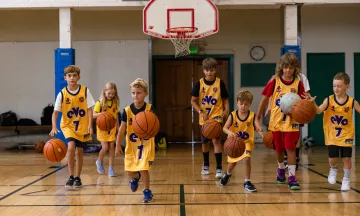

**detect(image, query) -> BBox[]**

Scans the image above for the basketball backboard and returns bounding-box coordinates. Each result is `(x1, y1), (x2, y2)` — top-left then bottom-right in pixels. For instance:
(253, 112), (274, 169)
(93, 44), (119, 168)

(143, 0), (219, 39)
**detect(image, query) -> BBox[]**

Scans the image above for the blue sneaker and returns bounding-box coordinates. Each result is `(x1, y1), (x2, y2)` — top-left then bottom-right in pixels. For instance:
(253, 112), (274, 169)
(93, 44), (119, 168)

(96, 160), (105, 175)
(130, 171), (141, 192)
(143, 189), (153, 203)
(108, 166), (116, 177)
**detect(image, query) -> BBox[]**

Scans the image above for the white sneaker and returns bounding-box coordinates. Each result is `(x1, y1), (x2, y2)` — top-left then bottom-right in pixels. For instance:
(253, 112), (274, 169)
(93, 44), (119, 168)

(201, 166), (210, 175)
(215, 169), (224, 179)
(341, 177), (350, 191)
(328, 168), (338, 184)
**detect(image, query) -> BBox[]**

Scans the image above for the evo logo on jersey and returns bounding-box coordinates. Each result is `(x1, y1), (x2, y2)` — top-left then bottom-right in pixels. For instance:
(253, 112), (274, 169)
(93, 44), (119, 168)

(202, 96), (218, 105)
(331, 115), (348, 126)
(237, 131), (250, 140)
(129, 133), (149, 142)
(67, 107), (86, 118)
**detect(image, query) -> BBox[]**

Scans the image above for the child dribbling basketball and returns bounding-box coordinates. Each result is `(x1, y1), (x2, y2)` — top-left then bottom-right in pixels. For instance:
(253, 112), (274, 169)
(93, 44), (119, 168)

(305, 72), (360, 191)
(94, 82), (120, 177)
(257, 53), (306, 190)
(191, 58), (230, 178)
(220, 90), (263, 192)
(115, 78), (155, 203)
(49, 65), (95, 188)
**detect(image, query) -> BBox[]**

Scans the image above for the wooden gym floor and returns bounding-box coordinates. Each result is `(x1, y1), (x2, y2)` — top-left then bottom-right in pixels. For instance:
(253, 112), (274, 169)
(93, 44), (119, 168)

(0, 144), (359, 216)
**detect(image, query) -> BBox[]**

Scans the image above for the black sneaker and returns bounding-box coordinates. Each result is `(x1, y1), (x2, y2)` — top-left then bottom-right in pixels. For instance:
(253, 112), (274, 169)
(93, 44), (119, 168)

(219, 173), (231, 186)
(74, 177), (82, 188)
(65, 176), (75, 188)
(244, 181), (257, 192)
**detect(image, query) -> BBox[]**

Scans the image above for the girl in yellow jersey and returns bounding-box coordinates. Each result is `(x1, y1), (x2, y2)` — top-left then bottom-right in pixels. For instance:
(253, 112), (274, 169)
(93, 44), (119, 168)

(220, 91), (263, 192)
(94, 82), (120, 177)
(115, 78), (155, 203)
(306, 72), (360, 191)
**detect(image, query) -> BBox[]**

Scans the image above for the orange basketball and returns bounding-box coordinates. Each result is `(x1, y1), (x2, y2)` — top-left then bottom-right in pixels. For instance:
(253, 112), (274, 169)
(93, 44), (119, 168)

(132, 111), (160, 139)
(291, 100), (317, 124)
(96, 112), (116, 131)
(201, 119), (222, 139)
(34, 141), (45, 153)
(263, 131), (274, 149)
(43, 138), (67, 162)
(223, 136), (246, 158)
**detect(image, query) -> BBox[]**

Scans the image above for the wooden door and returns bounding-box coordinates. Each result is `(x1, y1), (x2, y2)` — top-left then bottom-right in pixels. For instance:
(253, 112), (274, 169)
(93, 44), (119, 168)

(192, 59), (229, 142)
(154, 60), (193, 142)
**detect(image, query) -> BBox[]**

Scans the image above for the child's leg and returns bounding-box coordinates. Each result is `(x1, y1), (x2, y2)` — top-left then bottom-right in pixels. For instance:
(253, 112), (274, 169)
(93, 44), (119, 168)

(327, 145), (339, 184)
(295, 138), (301, 170)
(200, 126), (211, 175)
(243, 157), (257, 192)
(108, 142), (115, 167)
(75, 147), (84, 177)
(140, 170), (153, 203)
(213, 137), (223, 178)
(65, 141), (76, 187)
(96, 142), (108, 174)
(284, 131), (301, 190)
(219, 162), (236, 185)
(341, 147), (352, 191)
(128, 171), (141, 192)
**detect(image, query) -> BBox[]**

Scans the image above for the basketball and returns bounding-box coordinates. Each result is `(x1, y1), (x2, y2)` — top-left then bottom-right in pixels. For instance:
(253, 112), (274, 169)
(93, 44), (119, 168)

(280, 92), (301, 114)
(201, 119), (222, 139)
(223, 136), (246, 158)
(96, 112), (116, 131)
(34, 141), (45, 153)
(263, 131), (274, 149)
(43, 138), (67, 162)
(132, 111), (160, 139)
(291, 100), (317, 124)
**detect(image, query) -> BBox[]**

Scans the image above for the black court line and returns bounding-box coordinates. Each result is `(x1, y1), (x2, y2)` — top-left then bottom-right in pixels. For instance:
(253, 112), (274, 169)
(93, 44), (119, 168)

(1, 201), (360, 207)
(300, 164), (360, 194)
(21, 190), (48, 196)
(180, 184), (185, 216)
(0, 165), (67, 201)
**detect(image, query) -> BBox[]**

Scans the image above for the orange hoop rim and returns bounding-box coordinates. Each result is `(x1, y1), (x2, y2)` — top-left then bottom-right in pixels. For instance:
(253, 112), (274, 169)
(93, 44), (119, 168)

(166, 27), (198, 37)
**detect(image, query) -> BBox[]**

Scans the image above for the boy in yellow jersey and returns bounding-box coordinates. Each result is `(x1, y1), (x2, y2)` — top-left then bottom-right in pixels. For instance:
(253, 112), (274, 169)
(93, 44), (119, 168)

(115, 78), (155, 203)
(50, 65), (95, 188)
(220, 90), (263, 192)
(257, 53), (306, 190)
(93, 82), (120, 177)
(306, 72), (360, 191)
(191, 58), (230, 179)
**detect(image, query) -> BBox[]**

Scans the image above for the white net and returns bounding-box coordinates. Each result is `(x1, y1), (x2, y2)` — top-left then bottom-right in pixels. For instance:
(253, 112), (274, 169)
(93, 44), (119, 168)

(166, 27), (198, 58)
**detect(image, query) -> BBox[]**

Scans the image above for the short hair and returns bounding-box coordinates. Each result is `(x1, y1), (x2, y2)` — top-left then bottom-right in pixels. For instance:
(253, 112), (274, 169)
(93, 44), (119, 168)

(202, 58), (217, 70)
(236, 90), (253, 104)
(130, 78), (148, 93)
(64, 65), (80, 76)
(334, 72), (350, 85)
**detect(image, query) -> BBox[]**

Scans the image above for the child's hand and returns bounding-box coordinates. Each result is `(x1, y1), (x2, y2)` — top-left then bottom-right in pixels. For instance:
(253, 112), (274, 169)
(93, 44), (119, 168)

(115, 146), (123, 156)
(200, 113), (209, 121)
(228, 132), (237, 138)
(49, 127), (60, 136)
(302, 93), (316, 102)
(256, 126), (263, 137)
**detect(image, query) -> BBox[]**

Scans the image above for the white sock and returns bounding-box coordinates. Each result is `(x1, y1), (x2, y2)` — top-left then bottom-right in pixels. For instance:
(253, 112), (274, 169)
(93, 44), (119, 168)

(344, 169), (351, 178)
(288, 165), (296, 176)
(226, 172), (232, 175)
(245, 179), (250, 182)
(278, 161), (285, 169)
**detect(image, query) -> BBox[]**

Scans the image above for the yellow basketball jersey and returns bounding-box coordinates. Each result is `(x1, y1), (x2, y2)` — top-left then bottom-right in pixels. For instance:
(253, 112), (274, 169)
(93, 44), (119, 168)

(199, 77), (223, 125)
(268, 77), (300, 132)
(96, 100), (119, 142)
(60, 85), (91, 142)
(227, 110), (255, 163)
(323, 95), (354, 147)
(124, 103), (155, 171)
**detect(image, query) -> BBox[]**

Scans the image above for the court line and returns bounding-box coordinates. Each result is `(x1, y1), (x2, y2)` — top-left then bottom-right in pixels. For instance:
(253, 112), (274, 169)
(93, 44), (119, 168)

(180, 184), (185, 216)
(0, 165), (67, 201)
(300, 164), (360, 194)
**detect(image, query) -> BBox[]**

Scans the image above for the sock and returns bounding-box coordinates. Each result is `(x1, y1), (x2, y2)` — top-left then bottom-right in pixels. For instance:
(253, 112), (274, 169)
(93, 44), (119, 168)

(215, 153), (222, 170)
(203, 152), (209, 166)
(344, 168), (351, 179)
(330, 165), (337, 169)
(296, 147), (300, 158)
(226, 172), (232, 175)
(278, 161), (285, 169)
(288, 165), (296, 176)
(245, 178), (250, 182)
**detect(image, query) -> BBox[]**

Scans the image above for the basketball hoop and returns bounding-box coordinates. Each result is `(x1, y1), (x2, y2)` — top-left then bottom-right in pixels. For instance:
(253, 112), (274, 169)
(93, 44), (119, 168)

(166, 27), (198, 58)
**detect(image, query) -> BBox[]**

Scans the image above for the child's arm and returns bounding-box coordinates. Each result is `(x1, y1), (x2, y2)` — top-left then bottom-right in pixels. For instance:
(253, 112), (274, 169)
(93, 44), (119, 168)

(264, 96), (272, 117)
(222, 114), (237, 137)
(257, 96), (270, 119)
(93, 101), (102, 119)
(304, 94), (328, 114)
(222, 98), (230, 119)
(191, 96), (208, 121)
(115, 121), (126, 155)
(49, 110), (60, 136)
(87, 107), (93, 137)
(354, 100), (360, 113)
(254, 116), (263, 137)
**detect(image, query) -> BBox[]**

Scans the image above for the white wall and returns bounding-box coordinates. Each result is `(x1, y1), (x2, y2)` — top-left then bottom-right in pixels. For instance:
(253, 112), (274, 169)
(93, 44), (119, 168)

(0, 40), (149, 123)
(301, 5), (360, 138)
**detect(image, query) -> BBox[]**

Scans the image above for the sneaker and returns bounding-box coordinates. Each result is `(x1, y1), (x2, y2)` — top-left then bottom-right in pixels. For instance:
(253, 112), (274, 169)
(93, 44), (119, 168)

(288, 176), (300, 190)
(328, 168), (338, 184)
(130, 171), (141, 192)
(244, 181), (257, 192)
(215, 169), (224, 179)
(201, 166), (210, 175)
(219, 173), (232, 185)
(143, 189), (154, 203)
(296, 157), (300, 170)
(65, 176), (75, 188)
(277, 168), (286, 184)
(108, 166), (116, 177)
(341, 177), (350, 191)
(74, 177), (82, 188)
(96, 160), (105, 175)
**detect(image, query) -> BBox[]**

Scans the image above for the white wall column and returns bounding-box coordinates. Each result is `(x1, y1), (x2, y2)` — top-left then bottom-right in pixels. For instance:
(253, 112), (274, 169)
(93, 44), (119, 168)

(284, 5), (298, 46)
(59, 8), (72, 48)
